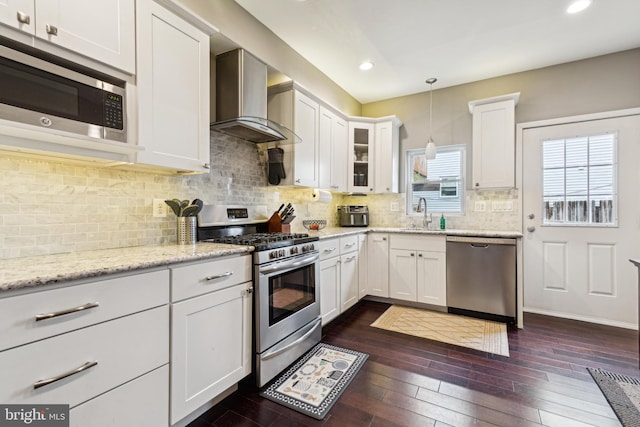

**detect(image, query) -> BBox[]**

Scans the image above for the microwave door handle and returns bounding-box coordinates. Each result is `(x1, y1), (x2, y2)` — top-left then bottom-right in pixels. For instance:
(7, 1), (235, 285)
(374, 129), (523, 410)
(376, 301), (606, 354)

(259, 254), (319, 275)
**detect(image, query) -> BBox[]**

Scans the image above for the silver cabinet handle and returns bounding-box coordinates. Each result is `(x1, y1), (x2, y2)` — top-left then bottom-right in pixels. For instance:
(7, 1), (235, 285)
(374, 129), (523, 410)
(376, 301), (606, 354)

(16, 11), (30, 24)
(35, 302), (99, 322)
(244, 287), (253, 295)
(33, 360), (97, 389)
(344, 242), (356, 248)
(203, 163), (210, 169)
(527, 226), (536, 232)
(345, 255), (356, 262)
(323, 248), (336, 253)
(46, 24), (58, 35)
(204, 272), (233, 281)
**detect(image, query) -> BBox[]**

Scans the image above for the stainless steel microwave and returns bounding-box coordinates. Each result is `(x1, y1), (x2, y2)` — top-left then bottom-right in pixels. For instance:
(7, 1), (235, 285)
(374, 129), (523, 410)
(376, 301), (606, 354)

(0, 43), (126, 143)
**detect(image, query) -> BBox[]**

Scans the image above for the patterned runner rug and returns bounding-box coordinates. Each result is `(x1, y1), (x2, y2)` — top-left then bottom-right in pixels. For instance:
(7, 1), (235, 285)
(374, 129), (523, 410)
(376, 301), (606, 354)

(370, 305), (510, 357)
(588, 368), (640, 427)
(260, 343), (368, 420)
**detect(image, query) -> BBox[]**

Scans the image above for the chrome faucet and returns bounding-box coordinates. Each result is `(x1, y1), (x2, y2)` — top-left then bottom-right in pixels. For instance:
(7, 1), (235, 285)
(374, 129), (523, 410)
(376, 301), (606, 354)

(416, 197), (432, 229)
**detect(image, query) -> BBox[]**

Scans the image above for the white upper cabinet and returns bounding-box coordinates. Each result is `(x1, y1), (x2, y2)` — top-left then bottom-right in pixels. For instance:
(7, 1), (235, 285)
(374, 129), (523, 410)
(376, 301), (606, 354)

(374, 117), (401, 193)
(135, 0), (215, 173)
(348, 116), (402, 193)
(348, 121), (375, 193)
(318, 106), (348, 192)
(469, 93), (520, 189)
(0, 0), (135, 74)
(268, 85), (320, 187)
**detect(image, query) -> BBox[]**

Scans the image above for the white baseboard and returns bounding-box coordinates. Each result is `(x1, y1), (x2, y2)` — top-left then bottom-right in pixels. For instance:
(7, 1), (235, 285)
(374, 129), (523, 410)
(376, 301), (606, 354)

(523, 307), (637, 330)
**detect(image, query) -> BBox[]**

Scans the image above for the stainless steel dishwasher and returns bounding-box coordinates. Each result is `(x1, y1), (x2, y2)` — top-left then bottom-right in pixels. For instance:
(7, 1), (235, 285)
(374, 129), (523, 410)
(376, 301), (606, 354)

(446, 236), (516, 323)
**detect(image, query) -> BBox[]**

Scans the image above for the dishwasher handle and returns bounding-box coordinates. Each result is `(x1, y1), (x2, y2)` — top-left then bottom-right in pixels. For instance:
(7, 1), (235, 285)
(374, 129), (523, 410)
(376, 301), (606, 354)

(446, 236), (516, 246)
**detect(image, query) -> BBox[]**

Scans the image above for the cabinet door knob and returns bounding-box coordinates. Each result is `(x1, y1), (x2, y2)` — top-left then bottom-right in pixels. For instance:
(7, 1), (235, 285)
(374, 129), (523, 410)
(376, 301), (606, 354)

(295, 179), (301, 183)
(475, 182), (480, 187)
(418, 253), (423, 257)
(410, 252), (415, 257)
(16, 11), (30, 24)
(46, 24), (58, 36)
(245, 287), (253, 295)
(203, 163), (211, 169)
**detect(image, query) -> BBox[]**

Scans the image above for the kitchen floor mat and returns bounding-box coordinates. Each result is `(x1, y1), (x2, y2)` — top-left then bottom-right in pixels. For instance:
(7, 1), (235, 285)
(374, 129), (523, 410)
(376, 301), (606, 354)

(588, 368), (640, 427)
(371, 305), (510, 357)
(259, 342), (368, 420)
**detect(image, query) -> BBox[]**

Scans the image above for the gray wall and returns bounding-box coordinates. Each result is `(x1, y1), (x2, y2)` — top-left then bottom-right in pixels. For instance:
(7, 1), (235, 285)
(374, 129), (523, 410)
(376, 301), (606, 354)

(180, 0), (362, 116)
(362, 48), (640, 188)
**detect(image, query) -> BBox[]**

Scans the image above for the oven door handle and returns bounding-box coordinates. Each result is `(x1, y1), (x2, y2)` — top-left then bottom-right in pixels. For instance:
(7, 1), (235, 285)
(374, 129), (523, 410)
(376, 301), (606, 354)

(261, 317), (322, 361)
(258, 254), (319, 275)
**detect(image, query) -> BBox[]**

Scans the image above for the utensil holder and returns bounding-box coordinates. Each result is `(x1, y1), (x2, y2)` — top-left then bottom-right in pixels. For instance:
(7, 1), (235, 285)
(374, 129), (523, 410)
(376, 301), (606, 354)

(177, 216), (196, 244)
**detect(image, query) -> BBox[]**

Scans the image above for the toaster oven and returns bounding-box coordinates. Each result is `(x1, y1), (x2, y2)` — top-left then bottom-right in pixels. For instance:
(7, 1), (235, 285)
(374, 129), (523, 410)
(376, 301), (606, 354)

(338, 205), (369, 227)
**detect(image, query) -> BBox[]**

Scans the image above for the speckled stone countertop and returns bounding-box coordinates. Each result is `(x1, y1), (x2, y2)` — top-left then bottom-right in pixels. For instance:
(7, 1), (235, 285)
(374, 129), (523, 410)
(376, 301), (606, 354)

(0, 243), (252, 293)
(302, 227), (523, 240)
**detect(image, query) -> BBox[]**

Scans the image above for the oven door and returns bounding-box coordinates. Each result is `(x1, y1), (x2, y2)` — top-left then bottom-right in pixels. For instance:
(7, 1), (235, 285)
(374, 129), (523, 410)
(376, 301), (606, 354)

(255, 252), (320, 353)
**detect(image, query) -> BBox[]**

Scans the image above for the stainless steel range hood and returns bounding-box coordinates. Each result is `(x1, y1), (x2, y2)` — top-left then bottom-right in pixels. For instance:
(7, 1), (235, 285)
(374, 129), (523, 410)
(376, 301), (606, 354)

(211, 49), (293, 143)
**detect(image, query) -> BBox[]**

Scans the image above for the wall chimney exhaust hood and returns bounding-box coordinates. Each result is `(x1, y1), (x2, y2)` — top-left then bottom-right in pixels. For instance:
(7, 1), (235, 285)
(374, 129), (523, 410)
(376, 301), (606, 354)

(210, 49), (297, 144)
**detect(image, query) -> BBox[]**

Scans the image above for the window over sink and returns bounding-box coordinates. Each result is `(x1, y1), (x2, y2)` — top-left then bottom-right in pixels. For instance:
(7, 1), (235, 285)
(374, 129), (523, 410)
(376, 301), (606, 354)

(406, 145), (465, 215)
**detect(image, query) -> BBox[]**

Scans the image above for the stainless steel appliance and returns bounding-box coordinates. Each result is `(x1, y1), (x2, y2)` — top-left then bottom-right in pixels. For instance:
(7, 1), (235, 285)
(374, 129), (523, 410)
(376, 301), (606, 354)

(197, 205), (321, 387)
(338, 205), (369, 227)
(446, 236), (516, 323)
(210, 49), (296, 144)
(0, 41), (126, 143)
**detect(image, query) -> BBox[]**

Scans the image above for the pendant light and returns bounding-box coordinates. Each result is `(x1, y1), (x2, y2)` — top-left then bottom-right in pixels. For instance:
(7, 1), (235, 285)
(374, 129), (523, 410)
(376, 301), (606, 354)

(425, 78), (437, 160)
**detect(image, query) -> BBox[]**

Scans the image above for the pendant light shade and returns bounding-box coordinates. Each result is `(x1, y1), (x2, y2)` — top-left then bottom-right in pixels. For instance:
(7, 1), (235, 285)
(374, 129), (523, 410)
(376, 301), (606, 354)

(425, 78), (437, 160)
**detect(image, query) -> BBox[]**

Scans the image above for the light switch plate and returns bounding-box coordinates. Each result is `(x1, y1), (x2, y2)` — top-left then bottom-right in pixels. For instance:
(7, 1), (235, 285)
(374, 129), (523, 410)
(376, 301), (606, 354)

(492, 200), (514, 212)
(474, 201), (487, 212)
(390, 202), (400, 212)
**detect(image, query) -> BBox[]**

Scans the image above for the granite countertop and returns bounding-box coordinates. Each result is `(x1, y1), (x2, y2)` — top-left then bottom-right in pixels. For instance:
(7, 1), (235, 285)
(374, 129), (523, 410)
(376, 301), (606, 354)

(0, 243), (252, 293)
(303, 227), (523, 240)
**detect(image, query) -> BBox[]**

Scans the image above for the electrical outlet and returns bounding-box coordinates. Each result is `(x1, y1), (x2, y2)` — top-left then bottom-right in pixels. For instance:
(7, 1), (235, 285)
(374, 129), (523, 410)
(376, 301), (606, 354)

(390, 202), (400, 212)
(474, 201), (487, 212)
(153, 199), (167, 218)
(492, 200), (514, 212)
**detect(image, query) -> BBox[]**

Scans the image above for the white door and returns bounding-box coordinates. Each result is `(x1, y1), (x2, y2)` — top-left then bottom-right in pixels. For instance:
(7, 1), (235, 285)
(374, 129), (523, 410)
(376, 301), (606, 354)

(522, 114), (640, 327)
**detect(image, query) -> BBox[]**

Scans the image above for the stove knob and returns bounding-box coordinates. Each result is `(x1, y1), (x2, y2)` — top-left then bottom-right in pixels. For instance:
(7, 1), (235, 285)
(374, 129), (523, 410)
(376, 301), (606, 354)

(290, 247), (298, 255)
(279, 249), (285, 257)
(309, 243), (315, 251)
(269, 250), (278, 259)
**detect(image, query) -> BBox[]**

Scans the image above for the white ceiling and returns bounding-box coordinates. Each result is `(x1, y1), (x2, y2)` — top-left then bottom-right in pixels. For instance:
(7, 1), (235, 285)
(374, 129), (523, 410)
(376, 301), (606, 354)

(235, 0), (640, 103)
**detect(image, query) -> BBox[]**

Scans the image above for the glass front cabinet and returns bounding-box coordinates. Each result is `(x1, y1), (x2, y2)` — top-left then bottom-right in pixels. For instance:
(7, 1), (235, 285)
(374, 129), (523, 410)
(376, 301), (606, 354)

(348, 121), (375, 192)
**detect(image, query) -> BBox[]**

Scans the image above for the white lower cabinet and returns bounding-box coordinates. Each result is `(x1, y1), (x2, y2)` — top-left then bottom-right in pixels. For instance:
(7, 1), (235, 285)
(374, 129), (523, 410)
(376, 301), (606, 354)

(71, 365), (169, 427)
(0, 270), (170, 426)
(320, 256), (340, 325)
(319, 235), (360, 325)
(358, 234), (368, 299)
(367, 233), (390, 297)
(389, 234), (447, 306)
(170, 256), (252, 425)
(0, 305), (169, 407)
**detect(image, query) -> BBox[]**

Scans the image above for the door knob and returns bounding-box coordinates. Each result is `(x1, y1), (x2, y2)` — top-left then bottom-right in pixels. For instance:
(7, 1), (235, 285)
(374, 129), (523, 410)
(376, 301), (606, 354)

(527, 226), (535, 232)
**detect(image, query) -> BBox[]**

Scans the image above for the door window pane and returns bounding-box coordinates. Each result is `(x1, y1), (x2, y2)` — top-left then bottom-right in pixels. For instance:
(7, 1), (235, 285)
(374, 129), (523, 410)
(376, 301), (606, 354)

(541, 133), (616, 225)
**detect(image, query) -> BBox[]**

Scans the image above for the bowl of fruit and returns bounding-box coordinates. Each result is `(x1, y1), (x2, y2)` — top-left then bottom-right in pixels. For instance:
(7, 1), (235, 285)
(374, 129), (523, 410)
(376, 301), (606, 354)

(302, 219), (327, 231)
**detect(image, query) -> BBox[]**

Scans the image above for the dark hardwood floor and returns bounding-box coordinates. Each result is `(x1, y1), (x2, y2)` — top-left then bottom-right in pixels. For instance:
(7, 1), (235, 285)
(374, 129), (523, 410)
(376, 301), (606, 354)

(189, 301), (638, 426)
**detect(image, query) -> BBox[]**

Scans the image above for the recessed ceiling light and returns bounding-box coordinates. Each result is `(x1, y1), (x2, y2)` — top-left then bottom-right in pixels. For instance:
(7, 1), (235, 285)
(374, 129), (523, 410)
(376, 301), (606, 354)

(567, 0), (592, 14)
(359, 61), (374, 71)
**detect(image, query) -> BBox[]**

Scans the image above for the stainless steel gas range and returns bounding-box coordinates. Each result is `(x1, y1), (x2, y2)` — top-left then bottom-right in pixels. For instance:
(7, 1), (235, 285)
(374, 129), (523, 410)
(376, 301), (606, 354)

(197, 205), (321, 387)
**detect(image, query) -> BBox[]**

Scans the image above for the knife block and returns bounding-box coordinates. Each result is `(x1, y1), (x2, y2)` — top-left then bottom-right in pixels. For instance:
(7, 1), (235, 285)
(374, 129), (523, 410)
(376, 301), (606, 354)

(268, 213), (290, 233)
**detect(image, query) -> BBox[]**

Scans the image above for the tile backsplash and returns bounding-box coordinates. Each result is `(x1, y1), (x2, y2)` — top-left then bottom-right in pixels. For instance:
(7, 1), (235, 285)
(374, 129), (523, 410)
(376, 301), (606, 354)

(0, 134), (520, 259)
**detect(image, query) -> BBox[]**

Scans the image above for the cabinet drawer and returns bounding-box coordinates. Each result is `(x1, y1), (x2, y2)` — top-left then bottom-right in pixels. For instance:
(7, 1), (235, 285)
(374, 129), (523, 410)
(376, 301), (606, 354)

(318, 238), (339, 261)
(390, 234), (446, 252)
(340, 235), (359, 254)
(71, 365), (168, 427)
(0, 306), (169, 407)
(0, 270), (169, 352)
(171, 255), (251, 302)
